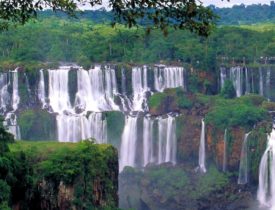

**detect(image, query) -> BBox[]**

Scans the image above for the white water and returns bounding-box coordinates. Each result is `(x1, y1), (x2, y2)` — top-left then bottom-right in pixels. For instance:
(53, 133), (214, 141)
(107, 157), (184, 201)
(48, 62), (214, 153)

(223, 129), (228, 172)
(4, 112), (21, 140)
(245, 67), (250, 94)
(11, 69), (20, 111)
(157, 115), (177, 164)
(131, 66), (149, 111)
(198, 119), (207, 173)
(238, 132), (251, 185)
(0, 73), (10, 113)
(229, 66), (242, 97)
(48, 67), (72, 114)
(143, 117), (154, 167)
(119, 115), (138, 172)
(266, 67), (271, 101)
(38, 69), (46, 108)
(220, 67), (227, 89)
(57, 112), (107, 143)
(259, 67), (264, 96)
(154, 66), (185, 92)
(258, 128), (275, 209)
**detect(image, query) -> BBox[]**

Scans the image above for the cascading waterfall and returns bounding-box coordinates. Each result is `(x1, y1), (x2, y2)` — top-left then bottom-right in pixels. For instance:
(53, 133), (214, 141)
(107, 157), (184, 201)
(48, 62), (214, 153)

(258, 127), (275, 209)
(154, 66), (185, 92)
(38, 69), (46, 108)
(57, 112), (107, 143)
(220, 67), (227, 89)
(11, 69), (20, 111)
(198, 119), (207, 173)
(223, 129), (228, 172)
(229, 66), (242, 97)
(131, 66), (149, 111)
(245, 67), (250, 94)
(238, 132), (251, 185)
(3, 112), (21, 140)
(259, 67), (264, 96)
(48, 67), (72, 114)
(119, 115), (138, 172)
(158, 115), (177, 164)
(120, 114), (177, 172)
(143, 117), (154, 167)
(0, 73), (10, 113)
(266, 67), (271, 101)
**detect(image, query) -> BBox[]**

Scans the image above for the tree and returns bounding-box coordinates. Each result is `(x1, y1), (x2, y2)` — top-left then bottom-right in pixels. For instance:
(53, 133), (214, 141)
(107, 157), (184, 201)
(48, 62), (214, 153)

(0, 0), (217, 36)
(220, 80), (236, 99)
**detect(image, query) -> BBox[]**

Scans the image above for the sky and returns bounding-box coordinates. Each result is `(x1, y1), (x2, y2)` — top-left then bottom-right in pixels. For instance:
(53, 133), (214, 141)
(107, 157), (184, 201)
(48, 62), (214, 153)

(80, 0), (272, 10)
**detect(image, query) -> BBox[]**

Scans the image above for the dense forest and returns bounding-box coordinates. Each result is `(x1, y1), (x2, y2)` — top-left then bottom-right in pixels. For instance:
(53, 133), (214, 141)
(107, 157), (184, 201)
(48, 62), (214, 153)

(0, 18), (274, 72)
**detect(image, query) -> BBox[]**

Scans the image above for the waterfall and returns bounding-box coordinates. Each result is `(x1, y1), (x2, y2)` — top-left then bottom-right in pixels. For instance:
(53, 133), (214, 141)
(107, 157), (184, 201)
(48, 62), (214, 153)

(38, 69), (46, 108)
(0, 73), (10, 113)
(132, 66), (149, 111)
(4, 112), (21, 140)
(258, 128), (275, 208)
(220, 67), (227, 89)
(198, 119), (207, 173)
(11, 69), (20, 111)
(154, 66), (185, 92)
(57, 112), (107, 143)
(74, 66), (119, 112)
(229, 66), (242, 97)
(259, 67), (264, 96)
(223, 129), (228, 172)
(48, 67), (72, 114)
(238, 132), (251, 185)
(266, 67), (271, 101)
(245, 67), (250, 94)
(119, 115), (138, 172)
(143, 117), (154, 167)
(157, 116), (176, 164)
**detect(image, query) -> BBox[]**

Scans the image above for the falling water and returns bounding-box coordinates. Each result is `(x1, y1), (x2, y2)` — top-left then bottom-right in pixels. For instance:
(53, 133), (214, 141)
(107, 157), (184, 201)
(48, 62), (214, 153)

(143, 117), (154, 167)
(245, 67), (250, 94)
(229, 66), (242, 97)
(132, 67), (149, 111)
(11, 69), (20, 111)
(238, 132), (251, 185)
(258, 127), (275, 208)
(259, 67), (264, 96)
(220, 67), (227, 89)
(119, 115), (138, 172)
(266, 67), (271, 101)
(157, 115), (177, 164)
(0, 73), (10, 113)
(48, 67), (72, 113)
(57, 112), (107, 143)
(154, 66), (185, 92)
(198, 119), (207, 173)
(38, 69), (46, 108)
(4, 112), (21, 140)
(223, 129), (228, 172)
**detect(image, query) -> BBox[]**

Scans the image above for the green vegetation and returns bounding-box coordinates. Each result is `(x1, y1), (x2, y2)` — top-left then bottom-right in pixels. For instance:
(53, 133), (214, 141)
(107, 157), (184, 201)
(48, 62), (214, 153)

(0, 18), (274, 72)
(148, 92), (166, 110)
(205, 95), (270, 130)
(220, 80), (236, 99)
(1, 140), (118, 209)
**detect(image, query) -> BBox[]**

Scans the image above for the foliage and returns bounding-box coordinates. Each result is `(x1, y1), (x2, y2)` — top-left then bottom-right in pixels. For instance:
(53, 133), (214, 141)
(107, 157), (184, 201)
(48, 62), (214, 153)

(148, 92), (166, 109)
(0, 141), (118, 209)
(175, 88), (193, 109)
(205, 95), (269, 130)
(0, 0), (217, 36)
(220, 80), (236, 99)
(0, 18), (274, 71)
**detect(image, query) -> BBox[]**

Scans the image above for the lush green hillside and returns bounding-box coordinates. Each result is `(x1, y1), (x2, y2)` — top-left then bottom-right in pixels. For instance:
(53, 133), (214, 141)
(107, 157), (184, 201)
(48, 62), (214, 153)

(0, 140), (119, 210)
(0, 18), (274, 72)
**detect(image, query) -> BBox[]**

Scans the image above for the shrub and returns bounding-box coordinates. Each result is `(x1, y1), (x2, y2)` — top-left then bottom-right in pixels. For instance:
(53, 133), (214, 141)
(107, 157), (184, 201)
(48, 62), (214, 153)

(220, 80), (236, 99)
